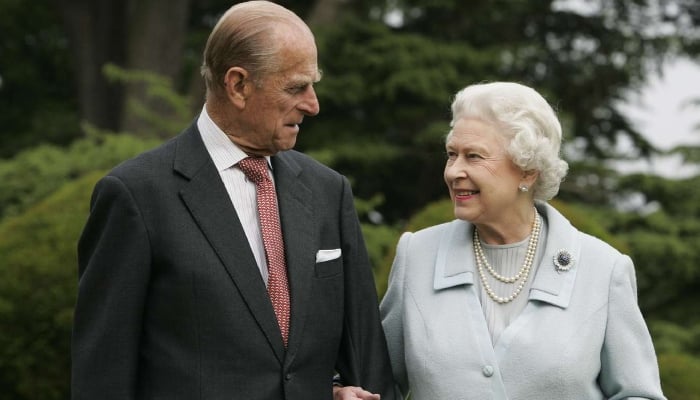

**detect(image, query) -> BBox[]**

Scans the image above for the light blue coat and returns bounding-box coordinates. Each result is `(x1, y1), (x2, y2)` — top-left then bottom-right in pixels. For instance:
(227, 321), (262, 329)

(380, 202), (666, 400)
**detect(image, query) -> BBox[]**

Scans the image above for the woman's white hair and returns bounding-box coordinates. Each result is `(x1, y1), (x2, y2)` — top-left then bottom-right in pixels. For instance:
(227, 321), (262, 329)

(448, 81), (569, 201)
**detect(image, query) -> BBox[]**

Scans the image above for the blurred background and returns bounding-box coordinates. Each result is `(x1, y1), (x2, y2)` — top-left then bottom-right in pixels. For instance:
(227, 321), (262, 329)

(1, 0), (699, 398)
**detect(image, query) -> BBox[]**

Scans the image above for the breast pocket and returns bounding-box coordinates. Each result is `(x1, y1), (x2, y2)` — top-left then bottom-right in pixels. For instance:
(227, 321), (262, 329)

(314, 258), (343, 278)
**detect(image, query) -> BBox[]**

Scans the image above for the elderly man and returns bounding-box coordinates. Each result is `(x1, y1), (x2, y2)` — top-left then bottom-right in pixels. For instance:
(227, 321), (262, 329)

(71, 2), (396, 399)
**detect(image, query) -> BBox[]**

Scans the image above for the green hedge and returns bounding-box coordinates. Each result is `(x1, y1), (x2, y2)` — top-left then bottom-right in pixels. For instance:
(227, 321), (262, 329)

(0, 171), (103, 399)
(658, 353), (700, 399)
(0, 132), (161, 220)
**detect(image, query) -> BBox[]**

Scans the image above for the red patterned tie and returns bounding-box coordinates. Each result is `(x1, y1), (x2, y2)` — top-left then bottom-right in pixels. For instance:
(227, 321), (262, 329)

(238, 157), (291, 346)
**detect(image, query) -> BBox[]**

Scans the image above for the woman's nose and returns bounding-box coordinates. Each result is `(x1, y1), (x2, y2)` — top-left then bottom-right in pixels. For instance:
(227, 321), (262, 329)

(445, 158), (468, 180)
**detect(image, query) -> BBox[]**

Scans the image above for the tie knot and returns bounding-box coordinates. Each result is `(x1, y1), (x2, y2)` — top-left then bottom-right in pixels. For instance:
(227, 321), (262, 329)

(239, 157), (269, 184)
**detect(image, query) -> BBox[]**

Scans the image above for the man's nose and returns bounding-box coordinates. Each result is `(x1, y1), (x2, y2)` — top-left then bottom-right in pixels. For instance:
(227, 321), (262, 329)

(300, 86), (320, 116)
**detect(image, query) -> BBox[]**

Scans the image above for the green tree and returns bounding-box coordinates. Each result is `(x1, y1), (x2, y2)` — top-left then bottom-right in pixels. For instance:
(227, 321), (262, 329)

(0, 0), (79, 157)
(300, 0), (700, 222)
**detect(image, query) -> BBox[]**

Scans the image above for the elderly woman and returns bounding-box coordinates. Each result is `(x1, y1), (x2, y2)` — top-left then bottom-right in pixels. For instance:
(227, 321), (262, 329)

(379, 82), (666, 399)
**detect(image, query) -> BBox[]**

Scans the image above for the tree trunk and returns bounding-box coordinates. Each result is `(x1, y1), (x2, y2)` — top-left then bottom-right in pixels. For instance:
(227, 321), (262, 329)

(122, 0), (191, 137)
(55, 0), (127, 132)
(55, 0), (191, 136)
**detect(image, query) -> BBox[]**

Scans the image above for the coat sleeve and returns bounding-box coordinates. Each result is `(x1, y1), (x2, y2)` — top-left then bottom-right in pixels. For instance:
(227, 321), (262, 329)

(379, 232), (412, 399)
(71, 175), (151, 400)
(334, 176), (398, 400)
(598, 255), (667, 400)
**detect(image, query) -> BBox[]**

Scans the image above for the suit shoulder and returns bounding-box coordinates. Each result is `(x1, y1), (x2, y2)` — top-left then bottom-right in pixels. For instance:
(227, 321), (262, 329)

(108, 135), (180, 180)
(579, 231), (626, 259)
(109, 121), (200, 178)
(576, 230), (634, 283)
(276, 150), (348, 192)
(281, 150), (340, 176)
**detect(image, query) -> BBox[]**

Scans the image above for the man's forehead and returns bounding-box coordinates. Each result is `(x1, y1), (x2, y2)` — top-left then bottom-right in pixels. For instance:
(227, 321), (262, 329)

(282, 65), (322, 83)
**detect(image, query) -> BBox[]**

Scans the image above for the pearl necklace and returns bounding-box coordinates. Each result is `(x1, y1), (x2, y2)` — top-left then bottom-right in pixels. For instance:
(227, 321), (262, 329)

(473, 209), (541, 304)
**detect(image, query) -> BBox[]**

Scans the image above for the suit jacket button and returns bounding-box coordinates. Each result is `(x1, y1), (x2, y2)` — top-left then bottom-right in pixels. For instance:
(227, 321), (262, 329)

(482, 365), (494, 377)
(285, 373), (292, 381)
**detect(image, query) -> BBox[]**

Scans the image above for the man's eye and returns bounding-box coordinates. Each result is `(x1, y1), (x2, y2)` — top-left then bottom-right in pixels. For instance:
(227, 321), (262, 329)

(287, 84), (308, 94)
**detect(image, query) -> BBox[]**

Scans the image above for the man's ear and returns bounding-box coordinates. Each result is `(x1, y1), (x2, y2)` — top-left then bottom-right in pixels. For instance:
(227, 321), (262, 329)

(223, 67), (251, 109)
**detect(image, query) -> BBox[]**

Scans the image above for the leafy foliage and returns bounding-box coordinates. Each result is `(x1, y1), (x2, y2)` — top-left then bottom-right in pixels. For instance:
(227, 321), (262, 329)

(303, 17), (486, 221)
(650, 320), (700, 356)
(103, 63), (194, 138)
(0, 171), (103, 400)
(296, 0), (700, 223)
(657, 353), (700, 399)
(0, 0), (79, 157)
(0, 131), (160, 220)
(583, 173), (700, 323)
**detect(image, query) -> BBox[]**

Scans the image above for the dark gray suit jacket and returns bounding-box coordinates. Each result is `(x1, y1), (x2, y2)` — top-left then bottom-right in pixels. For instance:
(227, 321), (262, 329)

(71, 123), (396, 399)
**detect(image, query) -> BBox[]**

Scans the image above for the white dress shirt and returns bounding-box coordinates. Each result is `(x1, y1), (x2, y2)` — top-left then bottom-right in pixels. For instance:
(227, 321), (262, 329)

(197, 106), (273, 285)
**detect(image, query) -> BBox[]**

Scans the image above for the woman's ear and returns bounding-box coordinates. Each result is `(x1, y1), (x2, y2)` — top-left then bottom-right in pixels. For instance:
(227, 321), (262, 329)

(223, 67), (251, 109)
(521, 169), (539, 188)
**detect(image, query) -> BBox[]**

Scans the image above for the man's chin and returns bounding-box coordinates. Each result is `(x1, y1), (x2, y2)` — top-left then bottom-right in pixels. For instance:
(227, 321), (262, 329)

(274, 138), (298, 153)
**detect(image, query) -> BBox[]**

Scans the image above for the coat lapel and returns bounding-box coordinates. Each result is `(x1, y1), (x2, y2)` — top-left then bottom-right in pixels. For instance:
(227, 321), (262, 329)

(431, 220), (510, 394)
(174, 125), (286, 361)
(528, 202), (581, 309)
(433, 219), (475, 290)
(271, 152), (316, 359)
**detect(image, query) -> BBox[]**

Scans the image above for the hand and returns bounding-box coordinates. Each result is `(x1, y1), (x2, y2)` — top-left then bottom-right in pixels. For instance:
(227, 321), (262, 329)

(333, 385), (381, 400)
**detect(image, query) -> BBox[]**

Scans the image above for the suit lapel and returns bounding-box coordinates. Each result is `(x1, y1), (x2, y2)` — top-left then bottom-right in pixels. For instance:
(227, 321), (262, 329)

(271, 152), (316, 359)
(174, 125), (286, 361)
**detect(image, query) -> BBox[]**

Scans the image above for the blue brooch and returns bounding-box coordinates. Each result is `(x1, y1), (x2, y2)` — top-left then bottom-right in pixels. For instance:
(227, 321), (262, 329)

(553, 249), (574, 272)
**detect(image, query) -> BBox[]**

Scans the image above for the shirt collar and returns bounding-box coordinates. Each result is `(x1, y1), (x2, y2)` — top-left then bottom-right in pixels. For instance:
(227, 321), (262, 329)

(197, 105), (272, 172)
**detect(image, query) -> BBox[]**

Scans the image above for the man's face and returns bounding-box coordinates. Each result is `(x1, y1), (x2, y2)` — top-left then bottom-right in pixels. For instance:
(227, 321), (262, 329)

(233, 30), (321, 156)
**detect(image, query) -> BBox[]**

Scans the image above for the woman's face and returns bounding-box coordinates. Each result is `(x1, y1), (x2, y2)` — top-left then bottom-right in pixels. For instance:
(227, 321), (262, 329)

(444, 117), (526, 226)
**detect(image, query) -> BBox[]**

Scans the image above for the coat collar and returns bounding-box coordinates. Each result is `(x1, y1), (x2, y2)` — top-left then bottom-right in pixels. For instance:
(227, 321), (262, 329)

(433, 219), (475, 290)
(528, 202), (581, 308)
(432, 202), (581, 309)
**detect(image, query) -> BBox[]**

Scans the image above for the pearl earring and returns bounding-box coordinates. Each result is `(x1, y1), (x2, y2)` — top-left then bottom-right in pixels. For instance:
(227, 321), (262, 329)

(519, 184), (529, 192)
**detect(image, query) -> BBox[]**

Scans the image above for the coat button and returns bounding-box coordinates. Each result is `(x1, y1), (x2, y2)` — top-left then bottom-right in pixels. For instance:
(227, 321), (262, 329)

(285, 373), (292, 381)
(482, 365), (494, 377)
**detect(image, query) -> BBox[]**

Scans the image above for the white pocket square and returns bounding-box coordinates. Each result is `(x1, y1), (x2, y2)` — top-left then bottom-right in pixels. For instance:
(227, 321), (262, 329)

(316, 249), (342, 263)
